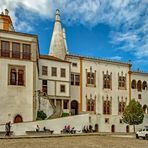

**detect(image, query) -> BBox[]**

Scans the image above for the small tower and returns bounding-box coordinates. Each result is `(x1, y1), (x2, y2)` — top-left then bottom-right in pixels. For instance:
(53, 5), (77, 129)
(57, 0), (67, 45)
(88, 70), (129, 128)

(0, 9), (14, 31)
(49, 9), (67, 60)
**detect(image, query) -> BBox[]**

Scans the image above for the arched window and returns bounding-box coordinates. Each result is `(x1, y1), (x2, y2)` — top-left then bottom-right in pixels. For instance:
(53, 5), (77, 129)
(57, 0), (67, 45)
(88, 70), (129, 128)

(87, 99), (95, 112)
(137, 80), (142, 92)
(103, 97), (111, 114)
(103, 72), (112, 89)
(118, 101), (126, 113)
(143, 81), (147, 90)
(143, 105), (148, 114)
(131, 80), (136, 89)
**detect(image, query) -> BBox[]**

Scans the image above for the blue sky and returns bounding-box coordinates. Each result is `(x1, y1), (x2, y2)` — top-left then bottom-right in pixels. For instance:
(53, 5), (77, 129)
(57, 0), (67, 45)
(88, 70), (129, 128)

(1, 0), (148, 71)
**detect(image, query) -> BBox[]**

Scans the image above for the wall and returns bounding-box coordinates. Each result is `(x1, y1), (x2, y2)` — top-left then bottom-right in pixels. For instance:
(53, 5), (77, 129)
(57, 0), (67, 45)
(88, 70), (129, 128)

(0, 114), (89, 135)
(0, 59), (34, 124)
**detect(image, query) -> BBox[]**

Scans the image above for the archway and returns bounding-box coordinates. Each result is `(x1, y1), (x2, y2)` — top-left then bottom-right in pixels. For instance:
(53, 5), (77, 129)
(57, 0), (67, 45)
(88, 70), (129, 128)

(71, 100), (78, 115)
(126, 125), (129, 133)
(14, 115), (23, 123)
(111, 125), (115, 133)
(95, 124), (99, 132)
(143, 105), (148, 114)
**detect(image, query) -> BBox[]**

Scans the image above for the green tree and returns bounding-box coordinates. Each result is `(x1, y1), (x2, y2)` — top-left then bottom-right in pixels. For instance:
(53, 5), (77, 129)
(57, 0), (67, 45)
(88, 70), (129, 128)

(122, 99), (144, 132)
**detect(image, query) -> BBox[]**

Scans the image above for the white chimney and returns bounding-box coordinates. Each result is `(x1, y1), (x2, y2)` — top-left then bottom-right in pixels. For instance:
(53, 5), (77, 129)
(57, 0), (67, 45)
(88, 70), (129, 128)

(5, 9), (9, 15)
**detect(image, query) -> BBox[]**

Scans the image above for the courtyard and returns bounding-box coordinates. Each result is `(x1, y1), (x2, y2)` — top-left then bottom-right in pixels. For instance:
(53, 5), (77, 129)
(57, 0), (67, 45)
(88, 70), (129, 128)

(0, 135), (147, 148)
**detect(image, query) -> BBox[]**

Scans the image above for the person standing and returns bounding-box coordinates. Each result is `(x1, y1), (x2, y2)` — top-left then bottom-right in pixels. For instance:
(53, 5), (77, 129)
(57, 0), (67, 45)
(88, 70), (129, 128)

(7, 121), (11, 136)
(5, 122), (11, 136)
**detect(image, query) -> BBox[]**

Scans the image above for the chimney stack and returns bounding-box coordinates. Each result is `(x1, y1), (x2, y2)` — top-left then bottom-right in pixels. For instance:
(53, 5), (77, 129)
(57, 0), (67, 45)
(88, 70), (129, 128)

(4, 9), (9, 15)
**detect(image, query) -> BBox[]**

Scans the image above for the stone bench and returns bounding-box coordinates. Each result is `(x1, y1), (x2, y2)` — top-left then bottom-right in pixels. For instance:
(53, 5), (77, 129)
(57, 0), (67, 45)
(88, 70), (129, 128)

(0, 131), (13, 136)
(26, 130), (54, 135)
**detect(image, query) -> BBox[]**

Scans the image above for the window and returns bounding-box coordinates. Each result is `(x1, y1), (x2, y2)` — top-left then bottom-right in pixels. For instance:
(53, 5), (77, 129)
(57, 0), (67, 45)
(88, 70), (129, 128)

(105, 118), (109, 124)
(137, 80), (142, 92)
(61, 68), (66, 77)
(60, 85), (65, 93)
(87, 99), (95, 112)
(71, 73), (80, 86)
(1, 41), (10, 57)
(118, 101), (125, 113)
(9, 66), (25, 86)
(12, 42), (20, 59)
(87, 72), (95, 85)
(131, 80), (136, 89)
(51, 67), (57, 76)
(138, 94), (142, 99)
(42, 66), (48, 76)
(72, 62), (77, 67)
(103, 72), (112, 89)
(118, 76), (126, 89)
(22, 44), (31, 60)
(103, 99), (111, 114)
(42, 80), (47, 94)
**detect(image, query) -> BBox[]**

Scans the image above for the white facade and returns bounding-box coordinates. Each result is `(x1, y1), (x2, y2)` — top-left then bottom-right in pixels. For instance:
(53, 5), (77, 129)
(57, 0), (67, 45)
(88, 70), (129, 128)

(0, 30), (39, 124)
(0, 9), (148, 133)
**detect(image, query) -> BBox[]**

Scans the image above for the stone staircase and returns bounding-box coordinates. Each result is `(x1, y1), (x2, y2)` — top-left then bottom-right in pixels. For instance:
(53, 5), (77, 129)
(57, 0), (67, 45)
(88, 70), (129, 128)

(38, 91), (62, 119)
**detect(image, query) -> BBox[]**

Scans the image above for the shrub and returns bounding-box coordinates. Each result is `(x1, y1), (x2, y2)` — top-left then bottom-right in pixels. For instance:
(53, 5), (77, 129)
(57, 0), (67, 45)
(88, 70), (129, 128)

(61, 112), (69, 117)
(36, 110), (47, 120)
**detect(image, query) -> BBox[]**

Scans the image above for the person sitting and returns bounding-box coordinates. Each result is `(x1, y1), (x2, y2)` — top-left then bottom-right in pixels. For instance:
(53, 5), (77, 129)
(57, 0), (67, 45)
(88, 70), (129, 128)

(43, 126), (46, 131)
(36, 125), (40, 132)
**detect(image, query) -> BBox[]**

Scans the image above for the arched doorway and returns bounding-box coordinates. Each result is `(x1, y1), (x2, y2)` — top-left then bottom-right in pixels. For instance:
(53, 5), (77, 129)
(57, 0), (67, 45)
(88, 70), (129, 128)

(14, 115), (23, 123)
(126, 125), (129, 133)
(111, 125), (115, 133)
(71, 100), (78, 115)
(95, 124), (99, 132)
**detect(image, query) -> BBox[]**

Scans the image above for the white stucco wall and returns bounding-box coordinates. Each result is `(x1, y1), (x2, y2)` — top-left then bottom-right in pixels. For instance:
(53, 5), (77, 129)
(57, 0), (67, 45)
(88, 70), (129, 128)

(0, 59), (34, 124)
(0, 114), (89, 135)
(38, 59), (70, 97)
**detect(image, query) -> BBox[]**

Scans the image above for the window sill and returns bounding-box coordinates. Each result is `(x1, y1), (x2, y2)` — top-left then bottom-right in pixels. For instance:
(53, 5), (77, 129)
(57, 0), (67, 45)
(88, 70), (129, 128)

(86, 84), (96, 87)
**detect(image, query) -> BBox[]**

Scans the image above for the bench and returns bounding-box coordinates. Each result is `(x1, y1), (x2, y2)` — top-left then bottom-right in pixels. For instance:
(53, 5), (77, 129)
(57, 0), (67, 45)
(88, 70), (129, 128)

(0, 131), (13, 136)
(26, 130), (54, 135)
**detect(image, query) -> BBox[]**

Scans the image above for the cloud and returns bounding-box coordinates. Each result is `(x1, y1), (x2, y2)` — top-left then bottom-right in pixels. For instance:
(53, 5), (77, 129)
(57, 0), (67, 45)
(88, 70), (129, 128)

(109, 56), (122, 61)
(0, 0), (148, 60)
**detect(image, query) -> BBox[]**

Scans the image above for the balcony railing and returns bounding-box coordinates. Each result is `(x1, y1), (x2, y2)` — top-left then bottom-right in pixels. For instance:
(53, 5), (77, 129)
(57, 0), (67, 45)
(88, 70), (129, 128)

(0, 49), (32, 60)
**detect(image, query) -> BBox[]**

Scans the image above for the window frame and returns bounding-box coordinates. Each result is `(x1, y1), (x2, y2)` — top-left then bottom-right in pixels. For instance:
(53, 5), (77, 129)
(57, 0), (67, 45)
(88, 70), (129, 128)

(8, 65), (25, 86)
(60, 85), (65, 93)
(61, 68), (66, 78)
(1, 40), (10, 57)
(22, 44), (31, 60)
(42, 66), (48, 76)
(12, 42), (20, 59)
(51, 67), (57, 77)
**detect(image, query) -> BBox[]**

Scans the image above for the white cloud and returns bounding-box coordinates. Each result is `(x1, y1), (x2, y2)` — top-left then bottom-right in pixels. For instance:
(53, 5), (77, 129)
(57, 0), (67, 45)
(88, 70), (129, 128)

(0, 0), (148, 59)
(110, 56), (122, 61)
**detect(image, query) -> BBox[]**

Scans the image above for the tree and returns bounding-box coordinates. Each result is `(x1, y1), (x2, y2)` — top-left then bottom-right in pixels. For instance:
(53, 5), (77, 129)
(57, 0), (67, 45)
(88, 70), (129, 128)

(122, 99), (144, 132)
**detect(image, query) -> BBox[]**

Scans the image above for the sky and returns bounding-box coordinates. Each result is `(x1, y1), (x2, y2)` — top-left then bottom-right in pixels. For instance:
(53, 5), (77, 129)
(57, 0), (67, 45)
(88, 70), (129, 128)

(0, 0), (148, 71)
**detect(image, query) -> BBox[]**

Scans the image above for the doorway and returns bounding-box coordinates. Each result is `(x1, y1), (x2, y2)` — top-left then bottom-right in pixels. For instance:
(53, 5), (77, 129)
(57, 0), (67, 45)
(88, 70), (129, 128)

(95, 124), (99, 132)
(71, 100), (78, 115)
(111, 124), (115, 133)
(14, 115), (23, 123)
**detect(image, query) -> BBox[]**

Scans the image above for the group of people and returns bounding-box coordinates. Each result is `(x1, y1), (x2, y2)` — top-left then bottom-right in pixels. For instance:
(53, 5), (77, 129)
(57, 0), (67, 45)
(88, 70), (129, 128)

(61, 125), (76, 134)
(5, 121), (11, 136)
(82, 125), (93, 133)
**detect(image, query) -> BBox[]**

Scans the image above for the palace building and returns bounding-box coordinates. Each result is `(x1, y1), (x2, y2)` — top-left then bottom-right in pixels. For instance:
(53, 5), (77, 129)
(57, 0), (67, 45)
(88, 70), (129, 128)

(0, 9), (148, 133)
